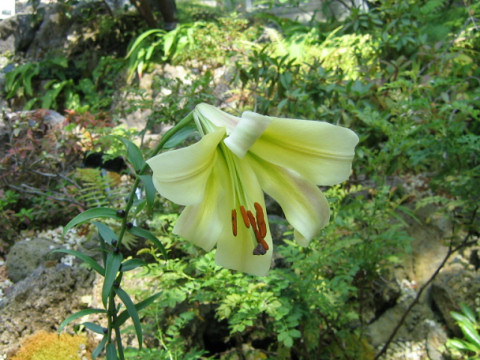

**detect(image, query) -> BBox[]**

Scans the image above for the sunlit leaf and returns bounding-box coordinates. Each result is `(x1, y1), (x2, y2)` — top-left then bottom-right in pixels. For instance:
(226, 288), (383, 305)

(51, 249), (104, 276)
(63, 207), (120, 235)
(58, 308), (107, 334)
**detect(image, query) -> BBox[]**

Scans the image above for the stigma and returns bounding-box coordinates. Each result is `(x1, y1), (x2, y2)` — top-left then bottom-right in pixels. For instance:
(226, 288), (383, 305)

(231, 202), (269, 255)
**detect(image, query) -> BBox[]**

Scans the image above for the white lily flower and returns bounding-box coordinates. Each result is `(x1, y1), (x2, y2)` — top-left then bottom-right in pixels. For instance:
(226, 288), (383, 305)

(147, 104), (359, 276)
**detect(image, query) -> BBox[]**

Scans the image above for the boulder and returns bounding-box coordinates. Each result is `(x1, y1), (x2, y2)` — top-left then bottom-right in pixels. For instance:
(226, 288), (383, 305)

(5, 238), (63, 283)
(430, 260), (480, 336)
(0, 264), (95, 356)
(0, 14), (37, 54)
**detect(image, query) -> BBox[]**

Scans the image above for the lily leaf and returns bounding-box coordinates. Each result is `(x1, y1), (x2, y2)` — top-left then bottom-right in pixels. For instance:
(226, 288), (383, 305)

(92, 335), (108, 360)
(58, 308), (107, 334)
(102, 252), (123, 307)
(128, 226), (167, 259)
(116, 292), (162, 327)
(106, 343), (118, 360)
(139, 175), (156, 211)
(83, 322), (105, 335)
(92, 221), (118, 245)
(115, 287), (143, 349)
(63, 207), (120, 235)
(163, 123), (198, 148)
(50, 249), (104, 276)
(121, 258), (147, 272)
(117, 137), (146, 173)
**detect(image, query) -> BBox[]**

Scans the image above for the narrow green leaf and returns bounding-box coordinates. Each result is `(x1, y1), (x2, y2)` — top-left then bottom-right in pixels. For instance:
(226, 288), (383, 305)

(58, 308), (107, 334)
(92, 335), (108, 360)
(121, 258), (147, 272)
(63, 207), (120, 235)
(132, 198), (147, 216)
(139, 175), (156, 211)
(106, 343), (118, 360)
(163, 123), (197, 148)
(459, 321), (480, 349)
(460, 303), (477, 324)
(83, 322), (105, 335)
(452, 311), (474, 324)
(92, 221), (118, 245)
(116, 292), (162, 327)
(125, 29), (164, 58)
(51, 249), (104, 276)
(102, 252), (123, 307)
(128, 227), (167, 259)
(117, 137), (146, 173)
(447, 338), (471, 351)
(115, 287), (143, 349)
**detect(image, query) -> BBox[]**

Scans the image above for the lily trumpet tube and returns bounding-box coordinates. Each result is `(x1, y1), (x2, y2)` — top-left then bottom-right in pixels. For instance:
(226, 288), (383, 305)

(147, 103), (359, 276)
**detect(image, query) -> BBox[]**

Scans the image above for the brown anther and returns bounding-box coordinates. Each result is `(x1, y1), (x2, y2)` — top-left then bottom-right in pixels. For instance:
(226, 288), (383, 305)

(231, 209), (237, 236)
(240, 206), (250, 228)
(247, 210), (257, 230)
(259, 238), (269, 251)
(254, 202), (267, 238)
(247, 209), (270, 251)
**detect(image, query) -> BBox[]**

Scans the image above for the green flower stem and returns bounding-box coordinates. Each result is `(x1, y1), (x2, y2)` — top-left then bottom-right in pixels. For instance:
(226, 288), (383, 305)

(146, 111), (194, 162)
(100, 112), (195, 358)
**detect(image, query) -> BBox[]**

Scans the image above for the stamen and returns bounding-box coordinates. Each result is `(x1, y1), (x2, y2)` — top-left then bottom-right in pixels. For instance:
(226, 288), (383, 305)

(247, 209), (269, 252)
(231, 209), (237, 236)
(240, 206), (250, 228)
(254, 202), (267, 238)
(247, 210), (257, 230)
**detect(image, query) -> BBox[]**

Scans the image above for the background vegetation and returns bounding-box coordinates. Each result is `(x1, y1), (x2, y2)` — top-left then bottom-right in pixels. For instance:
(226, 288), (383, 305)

(1, 0), (479, 359)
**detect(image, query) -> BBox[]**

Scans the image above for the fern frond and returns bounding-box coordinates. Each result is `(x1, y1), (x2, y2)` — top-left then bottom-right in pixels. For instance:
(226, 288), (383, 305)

(420, 0), (448, 15)
(73, 168), (125, 208)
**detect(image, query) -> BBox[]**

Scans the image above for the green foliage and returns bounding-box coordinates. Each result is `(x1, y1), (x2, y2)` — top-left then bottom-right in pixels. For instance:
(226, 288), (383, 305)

(447, 304), (480, 359)
(4, 55), (123, 112)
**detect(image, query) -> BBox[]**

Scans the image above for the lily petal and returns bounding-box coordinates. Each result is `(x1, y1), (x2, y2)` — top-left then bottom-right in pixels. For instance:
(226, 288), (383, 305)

(248, 154), (330, 247)
(195, 103), (239, 133)
(216, 224), (272, 276)
(146, 128), (225, 205)
(173, 156), (229, 251)
(245, 113), (359, 186)
(215, 157), (272, 276)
